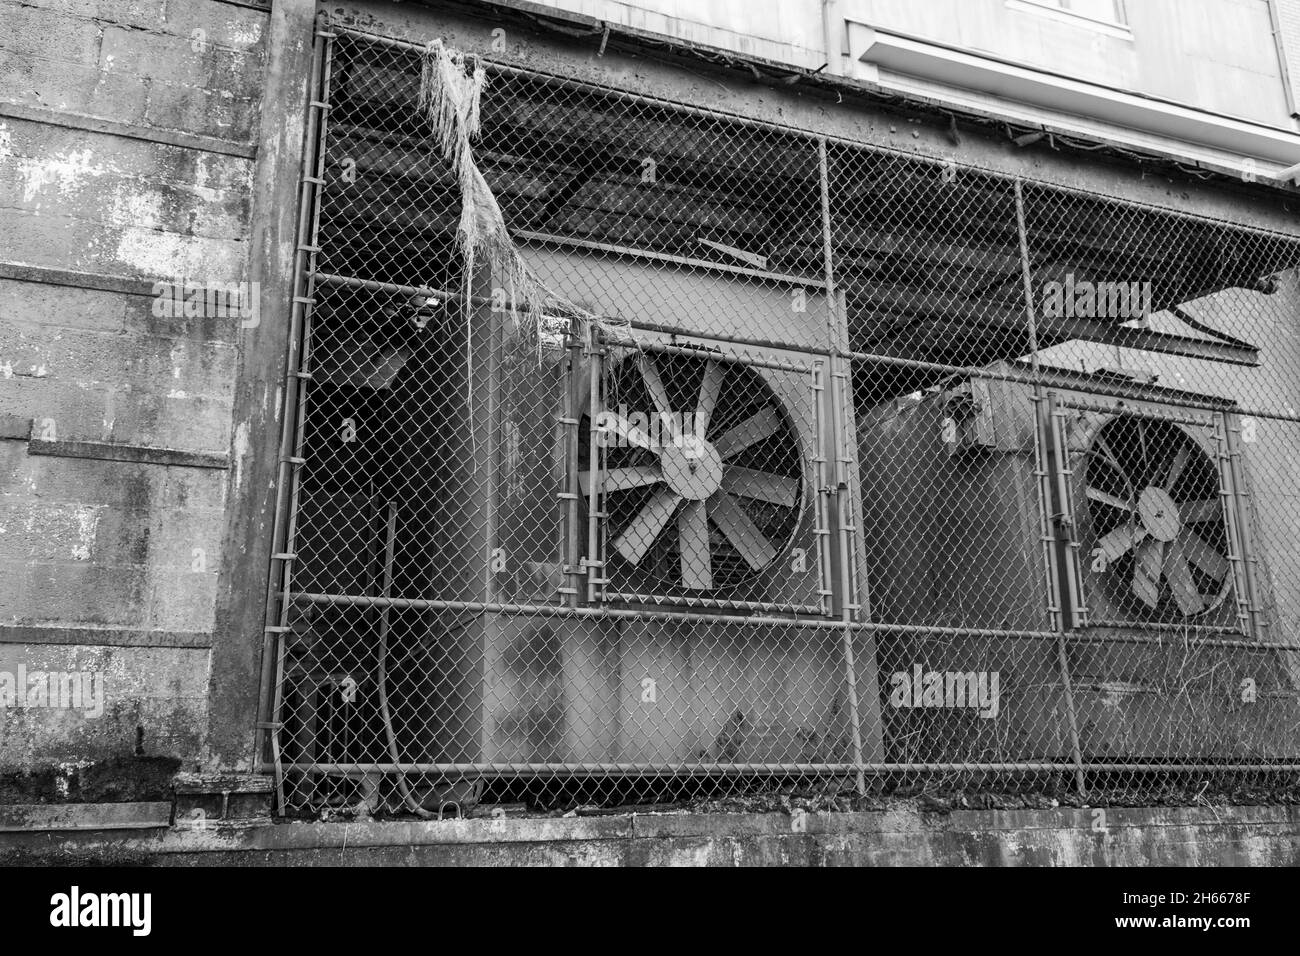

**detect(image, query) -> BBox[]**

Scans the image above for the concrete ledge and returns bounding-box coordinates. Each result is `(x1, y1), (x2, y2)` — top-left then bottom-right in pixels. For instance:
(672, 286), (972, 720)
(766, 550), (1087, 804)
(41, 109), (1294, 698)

(0, 802), (172, 833)
(3, 805), (1298, 866)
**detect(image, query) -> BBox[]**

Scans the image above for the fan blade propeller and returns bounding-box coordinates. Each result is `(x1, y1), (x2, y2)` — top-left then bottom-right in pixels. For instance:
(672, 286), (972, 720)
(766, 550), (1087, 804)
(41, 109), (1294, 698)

(721, 466), (798, 507)
(613, 487), (682, 564)
(580, 465), (661, 495)
(1132, 538), (1166, 609)
(1179, 498), (1221, 524)
(695, 360), (724, 438)
(1086, 486), (1133, 512)
(677, 499), (713, 590)
(1162, 540), (1205, 616)
(714, 407), (781, 460)
(709, 493), (777, 570)
(637, 354), (679, 441)
(1096, 524), (1147, 563)
(1093, 435), (1128, 481)
(1181, 529), (1229, 581)
(598, 413), (658, 452)
(1163, 444), (1190, 492)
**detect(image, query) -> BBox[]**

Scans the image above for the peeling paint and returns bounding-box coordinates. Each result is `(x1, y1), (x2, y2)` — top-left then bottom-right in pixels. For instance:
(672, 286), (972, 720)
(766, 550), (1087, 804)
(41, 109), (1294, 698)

(71, 507), (99, 562)
(227, 19), (265, 47)
(231, 421), (251, 492)
(18, 149), (110, 204)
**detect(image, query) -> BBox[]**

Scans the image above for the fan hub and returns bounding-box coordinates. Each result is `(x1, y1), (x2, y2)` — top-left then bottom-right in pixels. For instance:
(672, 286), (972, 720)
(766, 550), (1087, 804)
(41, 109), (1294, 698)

(660, 436), (724, 501)
(1137, 486), (1181, 541)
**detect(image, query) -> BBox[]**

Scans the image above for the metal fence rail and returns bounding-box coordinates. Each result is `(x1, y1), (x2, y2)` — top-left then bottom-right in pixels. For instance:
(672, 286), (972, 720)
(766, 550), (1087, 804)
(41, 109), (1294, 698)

(259, 18), (1300, 817)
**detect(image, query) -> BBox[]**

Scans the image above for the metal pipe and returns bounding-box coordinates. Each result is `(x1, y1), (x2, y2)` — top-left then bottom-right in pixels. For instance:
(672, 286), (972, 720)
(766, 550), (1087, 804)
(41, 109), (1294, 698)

(809, 362), (834, 618)
(817, 137), (866, 795)
(1213, 414), (1255, 637)
(585, 323), (605, 605)
(375, 504), (434, 819)
(259, 28), (334, 814)
(634, 340), (812, 373)
(513, 228), (824, 288)
(1224, 411), (1270, 641)
(1016, 180), (1087, 798)
(269, 760), (1300, 775)
(1057, 398), (1216, 428)
(605, 593), (825, 615)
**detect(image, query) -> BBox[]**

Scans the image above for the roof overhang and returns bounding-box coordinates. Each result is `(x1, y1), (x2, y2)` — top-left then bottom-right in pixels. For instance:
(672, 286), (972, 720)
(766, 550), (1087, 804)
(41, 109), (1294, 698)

(848, 23), (1300, 179)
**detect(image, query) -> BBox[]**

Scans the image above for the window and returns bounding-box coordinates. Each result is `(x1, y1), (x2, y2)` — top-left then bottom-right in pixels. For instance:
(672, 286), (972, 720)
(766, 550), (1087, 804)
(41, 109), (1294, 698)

(1017, 0), (1128, 28)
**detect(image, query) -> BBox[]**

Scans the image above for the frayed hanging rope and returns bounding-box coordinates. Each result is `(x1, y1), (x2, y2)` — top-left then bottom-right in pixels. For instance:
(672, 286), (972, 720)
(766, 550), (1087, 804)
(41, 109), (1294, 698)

(417, 39), (634, 352)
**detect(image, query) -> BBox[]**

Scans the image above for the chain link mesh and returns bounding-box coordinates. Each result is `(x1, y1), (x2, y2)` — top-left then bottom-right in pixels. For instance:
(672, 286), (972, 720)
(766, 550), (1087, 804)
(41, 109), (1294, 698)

(264, 22), (1300, 817)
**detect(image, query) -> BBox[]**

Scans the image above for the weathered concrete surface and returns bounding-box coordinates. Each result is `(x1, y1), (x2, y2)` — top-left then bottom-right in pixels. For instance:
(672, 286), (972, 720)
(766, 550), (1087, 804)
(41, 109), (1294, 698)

(0, 643), (208, 770)
(1, 0), (268, 145)
(1, 806), (1297, 866)
(0, 0), (268, 784)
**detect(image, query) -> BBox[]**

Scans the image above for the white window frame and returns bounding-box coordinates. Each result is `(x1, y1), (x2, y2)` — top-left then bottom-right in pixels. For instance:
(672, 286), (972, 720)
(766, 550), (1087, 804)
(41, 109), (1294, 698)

(1007, 0), (1133, 39)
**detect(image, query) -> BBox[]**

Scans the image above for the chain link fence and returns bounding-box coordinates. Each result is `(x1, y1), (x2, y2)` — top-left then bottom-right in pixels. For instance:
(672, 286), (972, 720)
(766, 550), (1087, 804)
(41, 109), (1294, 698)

(260, 19), (1300, 817)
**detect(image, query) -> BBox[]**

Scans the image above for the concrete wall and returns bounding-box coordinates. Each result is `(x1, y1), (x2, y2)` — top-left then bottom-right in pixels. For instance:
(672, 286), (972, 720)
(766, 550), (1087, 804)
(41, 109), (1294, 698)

(0, 0), (272, 785)
(3, 805), (1298, 866)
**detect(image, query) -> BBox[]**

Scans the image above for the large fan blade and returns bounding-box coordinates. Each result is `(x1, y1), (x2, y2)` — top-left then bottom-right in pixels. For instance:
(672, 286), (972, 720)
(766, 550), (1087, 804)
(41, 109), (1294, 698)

(1162, 540), (1205, 616)
(1181, 529), (1229, 581)
(579, 465), (661, 495)
(1180, 498), (1221, 524)
(1093, 435), (1127, 480)
(721, 466), (798, 507)
(1132, 538), (1166, 609)
(677, 499), (712, 589)
(1086, 486), (1133, 512)
(709, 493), (777, 569)
(714, 407), (781, 460)
(1097, 524), (1147, 563)
(599, 413), (658, 452)
(637, 354), (679, 441)
(1136, 418), (1152, 485)
(695, 360), (724, 438)
(1163, 443), (1190, 492)
(613, 487), (682, 564)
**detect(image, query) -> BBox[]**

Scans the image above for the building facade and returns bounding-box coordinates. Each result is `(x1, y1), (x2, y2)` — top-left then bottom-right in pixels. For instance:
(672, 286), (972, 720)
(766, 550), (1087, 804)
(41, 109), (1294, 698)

(2, 0), (1300, 825)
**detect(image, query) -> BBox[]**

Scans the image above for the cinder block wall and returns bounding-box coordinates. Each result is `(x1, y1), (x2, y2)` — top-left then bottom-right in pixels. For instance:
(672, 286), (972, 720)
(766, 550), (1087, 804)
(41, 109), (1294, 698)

(0, 0), (270, 792)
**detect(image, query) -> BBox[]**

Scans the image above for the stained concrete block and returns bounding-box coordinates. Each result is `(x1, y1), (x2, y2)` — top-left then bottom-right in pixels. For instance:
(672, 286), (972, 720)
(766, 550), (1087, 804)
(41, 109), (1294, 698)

(0, 443), (228, 510)
(0, 0), (267, 144)
(0, 642), (210, 771)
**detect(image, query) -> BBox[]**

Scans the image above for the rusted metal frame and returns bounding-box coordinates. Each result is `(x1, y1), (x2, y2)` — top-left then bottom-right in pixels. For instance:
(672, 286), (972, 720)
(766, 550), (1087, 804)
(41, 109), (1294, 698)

(846, 348), (1300, 424)
(1220, 411), (1268, 640)
(326, 20), (1300, 247)
(1067, 628), (1297, 651)
(585, 324), (607, 605)
(1057, 398), (1218, 429)
(1044, 317), (1260, 367)
(605, 593), (825, 615)
(257, 26), (333, 814)
(1016, 179), (1087, 797)
(634, 339), (812, 373)
(315, 271), (833, 359)
(513, 228), (825, 287)
(558, 330), (584, 607)
(818, 136), (867, 795)
(1047, 399), (1089, 630)
(328, 22), (1300, 241)
(1210, 415), (1255, 638)
(809, 362), (835, 618)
